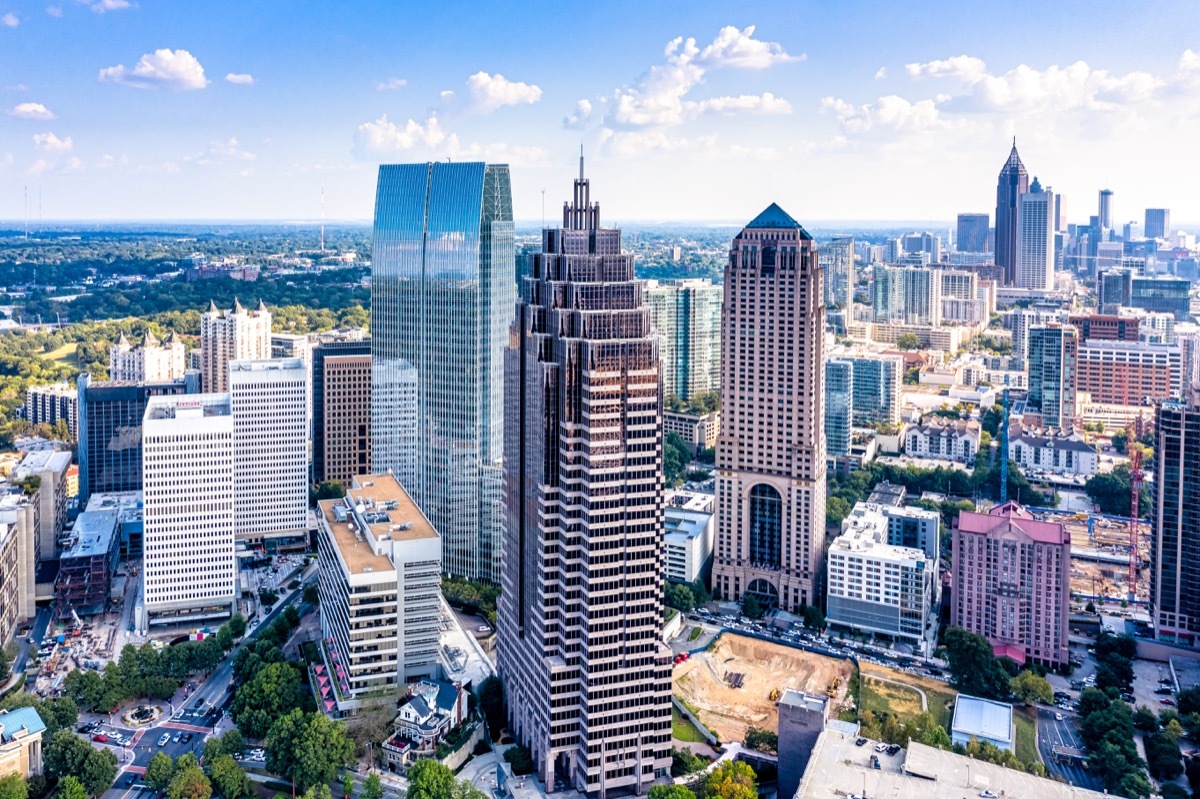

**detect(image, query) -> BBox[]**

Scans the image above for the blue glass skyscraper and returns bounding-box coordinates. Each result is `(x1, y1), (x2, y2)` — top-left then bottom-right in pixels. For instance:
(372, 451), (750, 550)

(371, 162), (514, 583)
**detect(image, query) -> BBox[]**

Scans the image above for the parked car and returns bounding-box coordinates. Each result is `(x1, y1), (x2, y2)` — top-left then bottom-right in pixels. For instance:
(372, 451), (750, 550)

(158, 733), (170, 747)
(1161, 698), (1176, 706)
(92, 734), (108, 743)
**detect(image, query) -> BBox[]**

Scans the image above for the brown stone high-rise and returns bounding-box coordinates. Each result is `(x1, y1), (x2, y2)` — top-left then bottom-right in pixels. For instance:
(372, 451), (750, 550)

(497, 158), (671, 797)
(318, 353), (372, 483)
(713, 204), (826, 612)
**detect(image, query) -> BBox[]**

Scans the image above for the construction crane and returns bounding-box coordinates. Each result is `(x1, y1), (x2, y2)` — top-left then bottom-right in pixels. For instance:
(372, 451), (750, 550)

(1127, 422), (1145, 602)
(999, 376), (1011, 503)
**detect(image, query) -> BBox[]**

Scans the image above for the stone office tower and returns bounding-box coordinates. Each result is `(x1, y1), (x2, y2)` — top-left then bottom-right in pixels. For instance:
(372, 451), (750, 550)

(713, 204), (827, 612)
(498, 159), (672, 797)
(995, 139), (1030, 286)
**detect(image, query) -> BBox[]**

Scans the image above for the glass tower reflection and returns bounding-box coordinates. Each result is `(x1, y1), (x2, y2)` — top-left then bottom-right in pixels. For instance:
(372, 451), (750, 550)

(371, 162), (515, 583)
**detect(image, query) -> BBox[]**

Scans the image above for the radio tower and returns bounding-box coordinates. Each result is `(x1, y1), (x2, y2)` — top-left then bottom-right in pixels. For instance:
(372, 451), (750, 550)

(1127, 422), (1144, 601)
(320, 183), (326, 252)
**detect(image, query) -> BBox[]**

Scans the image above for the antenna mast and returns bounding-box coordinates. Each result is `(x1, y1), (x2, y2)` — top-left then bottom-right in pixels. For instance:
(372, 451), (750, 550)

(320, 183), (326, 252)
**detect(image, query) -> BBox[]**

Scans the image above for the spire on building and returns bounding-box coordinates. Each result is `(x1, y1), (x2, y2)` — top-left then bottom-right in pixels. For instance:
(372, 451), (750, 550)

(1030, 176), (1043, 193)
(231, 297), (245, 315)
(257, 299), (268, 313)
(207, 299), (220, 315)
(143, 328), (160, 347)
(116, 331), (130, 349)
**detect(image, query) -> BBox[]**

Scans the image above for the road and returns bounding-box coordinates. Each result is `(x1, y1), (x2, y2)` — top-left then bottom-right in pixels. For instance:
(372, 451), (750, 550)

(13, 606), (51, 673)
(1036, 707), (1104, 792)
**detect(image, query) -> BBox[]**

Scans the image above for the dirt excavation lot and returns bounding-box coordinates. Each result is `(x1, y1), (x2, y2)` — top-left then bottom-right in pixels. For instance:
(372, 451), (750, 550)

(673, 634), (854, 742)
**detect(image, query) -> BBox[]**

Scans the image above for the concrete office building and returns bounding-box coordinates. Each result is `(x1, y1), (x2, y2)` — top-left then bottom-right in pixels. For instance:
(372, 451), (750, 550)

(498, 162), (671, 796)
(644, 279), (722, 401)
(956, 213), (989, 253)
(995, 140), (1030, 286)
(825, 360), (854, 458)
(1027, 324), (1078, 429)
(827, 505), (937, 654)
(1150, 394), (1200, 645)
(11, 450), (71, 561)
(109, 330), (186, 383)
(951, 502), (1070, 668)
(229, 359), (309, 551)
(662, 409), (720, 454)
(315, 474), (441, 713)
(713, 203), (826, 612)
(141, 395), (237, 628)
(776, 691), (829, 799)
(663, 503), (714, 585)
(371, 162), (513, 584)
(1016, 179), (1056, 291)
(0, 486), (39, 622)
(199, 299), (272, 394)
(311, 338), (372, 484)
(0, 522), (19, 648)
(1146, 208), (1171, 240)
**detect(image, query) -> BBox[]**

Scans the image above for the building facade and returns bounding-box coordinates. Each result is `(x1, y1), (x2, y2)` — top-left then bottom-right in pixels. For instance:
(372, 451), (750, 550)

(109, 330), (186, 383)
(199, 299), (272, 394)
(23, 383), (77, 439)
(1027, 324), (1079, 429)
(713, 203), (826, 612)
(498, 164), (672, 795)
(821, 237), (854, 311)
(371, 162), (514, 584)
(995, 141), (1030, 286)
(1076, 342), (1182, 406)
(951, 502), (1070, 668)
(318, 353), (373, 484)
(849, 356), (902, 427)
(825, 360), (853, 458)
(1016, 180), (1056, 291)
(1150, 394), (1200, 645)
(904, 418), (980, 464)
(1009, 430), (1098, 476)
(644, 279), (722, 401)
(1067, 314), (1140, 343)
(662, 409), (720, 454)
(1145, 208), (1171, 240)
(311, 338), (372, 484)
(956, 213), (989, 253)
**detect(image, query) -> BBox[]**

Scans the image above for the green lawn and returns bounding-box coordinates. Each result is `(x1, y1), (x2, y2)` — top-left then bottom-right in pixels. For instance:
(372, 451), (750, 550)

(672, 705), (708, 742)
(860, 676), (926, 723)
(859, 663), (957, 729)
(1013, 706), (1040, 766)
(41, 342), (78, 366)
(688, 626), (702, 642)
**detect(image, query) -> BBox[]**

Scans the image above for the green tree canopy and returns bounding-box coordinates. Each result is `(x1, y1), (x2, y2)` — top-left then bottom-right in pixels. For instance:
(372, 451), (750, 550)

(146, 752), (175, 790)
(166, 767), (211, 799)
(943, 627), (1012, 700)
(1009, 670), (1053, 705)
(699, 760), (757, 799)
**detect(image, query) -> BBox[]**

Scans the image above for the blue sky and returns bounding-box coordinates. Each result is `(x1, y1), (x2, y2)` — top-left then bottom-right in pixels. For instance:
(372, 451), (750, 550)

(2, 0), (1199, 225)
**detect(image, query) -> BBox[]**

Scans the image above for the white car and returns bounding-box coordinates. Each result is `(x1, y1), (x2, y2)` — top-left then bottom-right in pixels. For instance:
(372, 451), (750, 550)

(1055, 713), (1064, 721)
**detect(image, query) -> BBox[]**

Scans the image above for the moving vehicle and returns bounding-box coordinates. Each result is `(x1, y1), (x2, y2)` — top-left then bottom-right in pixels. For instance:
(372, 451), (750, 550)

(92, 734), (108, 743)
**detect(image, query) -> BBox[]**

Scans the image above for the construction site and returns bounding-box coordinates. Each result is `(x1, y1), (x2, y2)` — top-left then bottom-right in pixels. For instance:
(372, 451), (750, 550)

(673, 633), (854, 742)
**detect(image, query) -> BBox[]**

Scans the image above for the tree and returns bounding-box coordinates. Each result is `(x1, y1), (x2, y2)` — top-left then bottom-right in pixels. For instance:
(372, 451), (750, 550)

(664, 433), (691, 487)
(265, 710), (355, 791)
(1165, 718), (1185, 740)
(665, 582), (695, 613)
(741, 594), (763, 620)
(0, 775), (26, 799)
(146, 752), (176, 790)
(227, 614), (247, 639)
(0, 645), (9, 684)
(209, 756), (252, 799)
(503, 745), (534, 776)
(303, 584), (319, 606)
(340, 773), (356, 799)
(744, 727), (777, 754)
(312, 481), (345, 502)
(407, 761), (457, 799)
(1178, 687), (1200, 717)
(216, 626), (234, 652)
(232, 661), (312, 738)
(671, 747), (707, 777)
(1133, 705), (1159, 732)
(803, 605), (826, 631)
(1009, 670), (1052, 705)
(220, 729), (245, 758)
(79, 749), (118, 798)
(55, 778), (87, 799)
(1161, 785), (1189, 799)
(302, 788), (333, 799)
(362, 774), (384, 799)
(699, 760), (757, 799)
(166, 767), (212, 799)
(1145, 731), (1183, 780)
(649, 787), (696, 799)
(43, 729), (94, 780)
(943, 627), (1011, 700)
(895, 333), (922, 351)
(825, 495), (851, 527)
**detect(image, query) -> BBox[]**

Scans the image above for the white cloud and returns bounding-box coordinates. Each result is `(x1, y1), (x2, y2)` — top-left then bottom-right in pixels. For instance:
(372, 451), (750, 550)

(821, 94), (944, 134)
(440, 90), (454, 99)
(375, 77), (407, 91)
(875, 67), (888, 80)
(906, 54), (988, 82)
(354, 114), (448, 154)
(2, 12), (18, 26)
(46, 6), (62, 16)
(1182, 49), (1200, 72)
(694, 92), (791, 115)
(32, 131), (72, 152)
(224, 73), (254, 86)
(194, 137), (256, 163)
(85, 0), (131, 13)
(160, 161), (180, 174)
(444, 139), (549, 167)
(694, 25), (801, 69)
(598, 128), (717, 157)
(466, 71), (542, 114)
(563, 99), (593, 129)
(98, 49), (209, 90)
(10, 102), (54, 120)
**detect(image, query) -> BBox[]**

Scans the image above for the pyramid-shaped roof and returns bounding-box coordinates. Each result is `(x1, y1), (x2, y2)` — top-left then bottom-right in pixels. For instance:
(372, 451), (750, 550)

(1000, 138), (1026, 175)
(745, 203), (811, 238)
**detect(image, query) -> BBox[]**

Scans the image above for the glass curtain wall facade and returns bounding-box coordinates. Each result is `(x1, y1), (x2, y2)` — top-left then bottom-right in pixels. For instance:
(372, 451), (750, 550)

(1151, 396), (1200, 645)
(371, 162), (515, 583)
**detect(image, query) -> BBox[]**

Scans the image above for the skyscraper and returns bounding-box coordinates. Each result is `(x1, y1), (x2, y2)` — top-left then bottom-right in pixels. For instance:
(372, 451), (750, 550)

(994, 140), (1030, 286)
(956, 213), (989, 253)
(1150, 392), (1200, 645)
(644, 278), (722, 401)
(822, 237), (855, 309)
(901, 267), (942, 325)
(199, 299), (272, 393)
(1027, 324), (1078, 429)
(871, 264), (903, 323)
(370, 162), (514, 583)
(713, 204), (826, 612)
(1099, 188), (1114, 231)
(109, 330), (186, 383)
(311, 337), (372, 484)
(498, 161), (671, 795)
(1145, 208), (1171, 240)
(825, 360), (853, 457)
(1016, 178), (1056, 290)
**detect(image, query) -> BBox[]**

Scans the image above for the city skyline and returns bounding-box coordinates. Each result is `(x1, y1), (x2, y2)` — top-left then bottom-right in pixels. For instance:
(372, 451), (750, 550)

(1, 1), (1199, 223)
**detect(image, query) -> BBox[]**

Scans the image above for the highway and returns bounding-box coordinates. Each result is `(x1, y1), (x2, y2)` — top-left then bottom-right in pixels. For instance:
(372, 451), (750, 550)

(1036, 707), (1104, 792)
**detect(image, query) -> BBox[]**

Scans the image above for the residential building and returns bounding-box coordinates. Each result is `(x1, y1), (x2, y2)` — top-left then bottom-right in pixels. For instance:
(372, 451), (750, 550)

(995, 140), (1030, 285)
(53, 504), (120, 617)
(228, 359), (308, 551)
(1146, 208), (1171, 240)
(141, 395), (237, 628)
(866, 322), (964, 352)
(713, 203), (826, 612)
(371, 162), (513, 584)
(23, 383), (77, 439)
(904, 418), (980, 464)
(1067, 314), (1140, 342)
(848, 356), (901, 426)
(76, 374), (198, 507)
(950, 696), (1014, 752)
(0, 520), (21, 646)
(901, 267), (942, 326)
(1009, 429), (1098, 476)
(956, 213), (989, 253)
(1150, 394), (1200, 645)
(1027, 324), (1079, 429)
(1010, 308), (1062, 366)
(871, 264), (903, 323)
(644, 279), (723, 401)
(825, 360), (853, 457)
(880, 503), (940, 561)
(12, 449), (70, 562)
(951, 502), (1070, 668)
(821, 237), (854, 310)
(109, 330), (186, 383)
(391, 679), (468, 755)
(315, 474), (441, 713)
(498, 162), (672, 795)
(663, 409), (720, 454)
(199, 299), (272, 393)
(827, 505), (937, 654)
(1016, 179), (1056, 291)
(664, 501), (714, 585)
(1076, 341), (1182, 406)
(0, 707), (45, 779)
(940, 269), (979, 301)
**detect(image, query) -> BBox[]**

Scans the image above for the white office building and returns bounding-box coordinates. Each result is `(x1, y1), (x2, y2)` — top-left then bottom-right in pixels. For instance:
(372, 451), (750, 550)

(315, 474), (441, 714)
(663, 502), (714, 585)
(826, 505), (937, 655)
(229, 358), (309, 549)
(1016, 181), (1056, 291)
(141, 395), (237, 628)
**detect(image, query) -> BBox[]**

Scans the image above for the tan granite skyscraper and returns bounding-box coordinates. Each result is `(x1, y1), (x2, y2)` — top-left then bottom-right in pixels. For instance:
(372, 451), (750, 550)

(713, 204), (827, 612)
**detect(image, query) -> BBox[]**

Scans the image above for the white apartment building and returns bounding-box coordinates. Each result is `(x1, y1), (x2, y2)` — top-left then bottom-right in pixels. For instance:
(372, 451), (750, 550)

(905, 418), (981, 464)
(229, 358), (309, 549)
(1009, 431), (1098, 476)
(663, 505), (714, 585)
(826, 505), (937, 655)
(141, 395), (237, 628)
(109, 330), (186, 383)
(200, 299), (272, 393)
(316, 474), (441, 715)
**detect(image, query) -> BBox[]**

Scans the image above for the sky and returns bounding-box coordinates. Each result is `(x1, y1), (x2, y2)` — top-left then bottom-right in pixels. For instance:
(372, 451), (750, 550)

(2, 0), (1200, 226)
